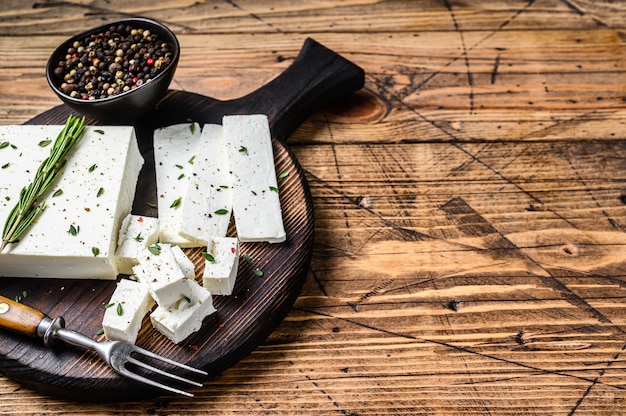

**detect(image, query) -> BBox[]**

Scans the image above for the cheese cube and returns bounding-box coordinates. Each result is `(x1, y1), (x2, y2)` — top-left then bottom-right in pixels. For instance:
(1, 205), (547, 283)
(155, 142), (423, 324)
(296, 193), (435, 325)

(0, 125), (143, 279)
(102, 278), (155, 344)
(115, 214), (159, 275)
(179, 124), (233, 245)
(171, 245), (196, 279)
(133, 243), (192, 307)
(153, 123), (202, 247)
(150, 279), (216, 344)
(222, 115), (286, 243)
(202, 237), (239, 295)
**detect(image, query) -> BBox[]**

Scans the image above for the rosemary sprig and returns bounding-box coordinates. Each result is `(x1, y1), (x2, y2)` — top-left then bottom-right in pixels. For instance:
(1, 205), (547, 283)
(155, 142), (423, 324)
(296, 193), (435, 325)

(0, 115), (86, 253)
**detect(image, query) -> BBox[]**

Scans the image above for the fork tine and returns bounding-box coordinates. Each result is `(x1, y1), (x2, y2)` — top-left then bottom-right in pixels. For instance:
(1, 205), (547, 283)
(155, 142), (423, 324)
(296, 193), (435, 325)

(132, 345), (208, 375)
(127, 354), (203, 387)
(116, 365), (196, 397)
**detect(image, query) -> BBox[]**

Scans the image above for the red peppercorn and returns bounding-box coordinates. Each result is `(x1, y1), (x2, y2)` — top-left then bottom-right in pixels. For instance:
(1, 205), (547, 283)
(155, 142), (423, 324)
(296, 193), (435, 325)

(146, 58), (154, 66)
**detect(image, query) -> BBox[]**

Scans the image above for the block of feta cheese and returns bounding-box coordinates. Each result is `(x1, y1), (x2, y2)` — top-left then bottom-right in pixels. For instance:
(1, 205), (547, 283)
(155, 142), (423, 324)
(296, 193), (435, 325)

(171, 245), (196, 279)
(178, 124), (233, 245)
(102, 278), (155, 344)
(115, 214), (159, 275)
(150, 279), (216, 344)
(153, 122), (202, 247)
(222, 115), (286, 243)
(202, 237), (239, 295)
(0, 125), (143, 279)
(132, 243), (192, 307)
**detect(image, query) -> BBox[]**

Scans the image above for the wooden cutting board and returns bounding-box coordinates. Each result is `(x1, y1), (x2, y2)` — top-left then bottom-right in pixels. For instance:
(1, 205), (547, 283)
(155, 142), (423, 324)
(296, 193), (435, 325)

(0, 38), (364, 401)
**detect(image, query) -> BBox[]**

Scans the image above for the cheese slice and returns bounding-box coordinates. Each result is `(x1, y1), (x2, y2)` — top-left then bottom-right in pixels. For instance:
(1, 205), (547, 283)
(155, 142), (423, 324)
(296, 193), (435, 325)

(0, 125), (143, 279)
(132, 243), (192, 307)
(115, 214), (159, 275)
(178, 124), (232, 245)
(202, 237), (239, 295)
(150, 278), (216, 344)
(222, 115), (286, 243)
(153, 123), (202, 247)
(102, 278), (155, 344)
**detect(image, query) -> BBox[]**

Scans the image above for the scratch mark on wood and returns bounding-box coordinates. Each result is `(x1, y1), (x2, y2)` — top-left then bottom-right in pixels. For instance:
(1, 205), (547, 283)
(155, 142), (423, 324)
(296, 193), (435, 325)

(561, 0), (609, 27)
(443, 0), (475, 114)
(491, 54), (501, 85)
(567, 342), (626, 415)
(224, 0), (283, 32)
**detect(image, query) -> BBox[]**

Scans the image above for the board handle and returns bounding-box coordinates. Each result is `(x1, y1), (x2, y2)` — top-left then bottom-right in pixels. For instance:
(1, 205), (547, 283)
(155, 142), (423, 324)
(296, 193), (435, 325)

(0, 295), (46, 337)
(230, 38), (365, 142)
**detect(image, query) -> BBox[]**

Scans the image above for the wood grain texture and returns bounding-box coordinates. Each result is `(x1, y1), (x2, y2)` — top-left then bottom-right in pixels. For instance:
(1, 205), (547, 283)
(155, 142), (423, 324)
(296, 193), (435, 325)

(1, 0), (626, 414)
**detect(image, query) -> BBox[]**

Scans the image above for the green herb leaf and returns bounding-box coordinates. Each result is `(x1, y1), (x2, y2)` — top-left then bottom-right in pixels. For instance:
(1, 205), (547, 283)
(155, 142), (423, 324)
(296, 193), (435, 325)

(96, 328), (104, 336)
(68, 224), (79, 236)
(52, 189), (63, 197)
(278, 171), (289, 179)
(0, 142), (9, 149)
(88, 163), (97, 172)
(38, 139), (52, 147)
(116, 303), (123, 316)
(238, 145), (248, 153)
(134, 233), (144, 242)
(189, 123), (196, 134)
(147, 201), (157, 209)
(188, 155), (196, 164)
(92, 247), (100, 256)
(105, 303), (115, 308)
(243, 253), (252, 264)
(170, 197), (182, 208)
(148, 243), (161, 255)
(94, 129), (105, 134)
(202, 252), (215, 262)
(177, 173), (185, 180)
(1, 163), (9, 169)
(269, 186), (279, 193)
(96, 187), (104, 197)
(183, 296), (191, 303)
(253, 268), (264, 277)
(214, 208), (229, 215)
(175, 164), (183, 169)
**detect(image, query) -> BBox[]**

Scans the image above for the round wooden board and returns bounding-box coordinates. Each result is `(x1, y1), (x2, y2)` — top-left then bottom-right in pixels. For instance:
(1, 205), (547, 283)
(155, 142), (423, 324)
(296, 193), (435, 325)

(0, 90), (314, 401)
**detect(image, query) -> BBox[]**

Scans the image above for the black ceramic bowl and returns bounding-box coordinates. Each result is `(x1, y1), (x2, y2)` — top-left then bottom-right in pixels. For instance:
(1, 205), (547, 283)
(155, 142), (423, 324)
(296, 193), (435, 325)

(46, 17), (179, 123)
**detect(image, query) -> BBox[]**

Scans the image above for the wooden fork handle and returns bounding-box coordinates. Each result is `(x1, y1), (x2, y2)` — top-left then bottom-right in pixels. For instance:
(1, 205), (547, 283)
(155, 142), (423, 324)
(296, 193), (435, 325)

(0, 295), (46, 337)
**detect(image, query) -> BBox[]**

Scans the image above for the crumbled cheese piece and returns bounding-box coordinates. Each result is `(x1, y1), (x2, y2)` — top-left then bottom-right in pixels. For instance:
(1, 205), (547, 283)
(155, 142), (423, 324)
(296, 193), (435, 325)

(132, 243), (191, 307)
(150, 279), (216, 344)
(222, 115), (286, 243)
(178, 124), (232, 245)
(153, 123), (202, 247)
(171, 245), (195, 279)
(102, 278), (155, 344)
(202, 237), (239, 295)
(0, 125), (143, 279)
(115, 214), (159, 275)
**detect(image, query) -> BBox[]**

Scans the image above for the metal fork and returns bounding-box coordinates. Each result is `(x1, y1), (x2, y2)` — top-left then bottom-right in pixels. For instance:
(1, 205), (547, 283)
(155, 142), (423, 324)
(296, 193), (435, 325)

(0, 295), (207, 397)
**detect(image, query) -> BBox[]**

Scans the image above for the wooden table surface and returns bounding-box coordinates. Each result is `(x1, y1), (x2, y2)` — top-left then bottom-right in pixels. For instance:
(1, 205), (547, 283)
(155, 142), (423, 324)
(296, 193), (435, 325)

(1, 0), (626, 414)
